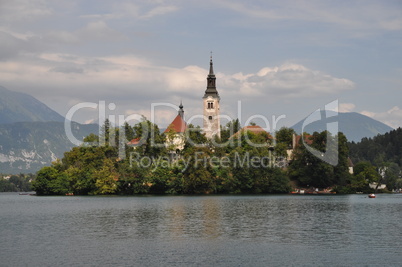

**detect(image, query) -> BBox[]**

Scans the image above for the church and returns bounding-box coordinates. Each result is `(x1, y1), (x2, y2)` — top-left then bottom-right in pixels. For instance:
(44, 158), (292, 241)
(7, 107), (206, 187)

(164, 56), (221, 153)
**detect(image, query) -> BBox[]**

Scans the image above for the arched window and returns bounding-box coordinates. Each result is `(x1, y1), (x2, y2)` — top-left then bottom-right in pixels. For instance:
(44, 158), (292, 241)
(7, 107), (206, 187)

(209, 116), (213, 120)
(207, 102), (214, 109)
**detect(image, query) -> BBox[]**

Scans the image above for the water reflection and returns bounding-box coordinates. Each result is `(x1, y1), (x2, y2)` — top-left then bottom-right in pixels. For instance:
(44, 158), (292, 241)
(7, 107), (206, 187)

(69, 195), (380, 244)
(2, 194), (401, 266)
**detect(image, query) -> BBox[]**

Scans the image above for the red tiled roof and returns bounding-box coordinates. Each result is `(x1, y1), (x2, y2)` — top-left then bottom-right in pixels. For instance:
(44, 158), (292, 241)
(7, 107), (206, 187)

(242, 125), (268, 134)
(295, 134), (313, 146)
(127, 138), (141, 146)
(164, 115), (187, 134)
(231, 125), (272, 139)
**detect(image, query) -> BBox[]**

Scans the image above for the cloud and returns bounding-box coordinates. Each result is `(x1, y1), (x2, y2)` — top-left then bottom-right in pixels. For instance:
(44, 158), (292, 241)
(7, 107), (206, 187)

(45, 21), (125, 45)
(0, 20), (124, 62)
(361, 106), (402, 129)
(49, 66), (84, 74)
(80, 2), (178, 21)
(164, 65), (205, 92)
(339, 103), (356, 113)
(0, 0), (53, 22)
(0, 29), (46, 60)
(140, 5), (179, 19)
(224, 63), (355, 99)
(218, 0), (402, 31)
(0, 50), (356, 127)
(78, 21), (124, 41)
(0, 31), (27, 60)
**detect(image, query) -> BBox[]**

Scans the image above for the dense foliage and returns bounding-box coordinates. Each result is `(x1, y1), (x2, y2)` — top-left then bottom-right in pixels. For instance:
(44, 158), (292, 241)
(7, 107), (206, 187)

(288, 131), (354, 192)
(348, 128), (402, 190)
(349, 128), (402, 166)
(32, 120), (401, 196)
(32, 120), (291, 195)
(0, 173), (33, 192)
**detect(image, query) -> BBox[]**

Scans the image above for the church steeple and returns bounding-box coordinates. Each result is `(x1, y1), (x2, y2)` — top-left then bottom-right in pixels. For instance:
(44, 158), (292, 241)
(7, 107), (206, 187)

(204, 55), (219, 98)
(209, 56), (215, 76)
(178, 101), (184, 119)
(202, 54), (221, 139)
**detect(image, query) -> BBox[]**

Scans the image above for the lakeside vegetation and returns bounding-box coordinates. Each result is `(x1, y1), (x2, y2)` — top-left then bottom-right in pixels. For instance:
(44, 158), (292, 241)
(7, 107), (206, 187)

(29, 119), (401, 196)
(0, 173), (33, 192)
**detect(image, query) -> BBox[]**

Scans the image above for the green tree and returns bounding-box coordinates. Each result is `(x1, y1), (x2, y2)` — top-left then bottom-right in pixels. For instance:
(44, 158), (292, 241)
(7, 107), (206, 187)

(182, 147), (215, 194)
(94, 158), (118, 195)
(333, 132), (352, 186)
(132, 118), (166, 158)
(220, 119), (241, 143)
(123, 122), (135, 142)
(32, 166), (69, 195)
(288, 131), (344, 188)
(183, 124), (208, 150)
(350, 161), (380, 192)
(83, 133), (99, 144)
(275, 127), (295, 147)
(99, 119), (111, 146)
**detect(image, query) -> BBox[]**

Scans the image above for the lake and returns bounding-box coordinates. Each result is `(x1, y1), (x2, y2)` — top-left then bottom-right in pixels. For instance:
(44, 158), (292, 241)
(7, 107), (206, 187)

(1, 193), (401, 266)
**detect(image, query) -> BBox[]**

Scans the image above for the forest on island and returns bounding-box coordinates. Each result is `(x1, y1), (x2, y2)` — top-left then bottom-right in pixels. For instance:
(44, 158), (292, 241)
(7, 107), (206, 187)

(348, 127), (402, 191)
(0, 173), (33, 192)
(30, 118), (393, 196)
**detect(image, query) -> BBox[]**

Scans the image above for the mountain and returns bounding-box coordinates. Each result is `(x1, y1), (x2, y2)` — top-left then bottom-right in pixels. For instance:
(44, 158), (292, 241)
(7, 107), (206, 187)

(0, 85), (99, 173)
(291, 112), (393, 142)
(0, 121), (98, 174)
(0, 85), (64, 124)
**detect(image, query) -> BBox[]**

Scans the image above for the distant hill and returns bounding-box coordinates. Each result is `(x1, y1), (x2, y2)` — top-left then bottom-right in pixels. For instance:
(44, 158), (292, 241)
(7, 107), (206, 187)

(0, 85), (64, 124)
(0, 85), (99, 173)
(0, 121), (98, 174)
(348, 127), (402, 167)
(291, 112), (393, 142)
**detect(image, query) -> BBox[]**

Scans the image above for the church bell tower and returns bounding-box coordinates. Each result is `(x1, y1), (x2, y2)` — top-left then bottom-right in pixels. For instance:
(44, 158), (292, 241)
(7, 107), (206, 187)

(203, 56), (220, 139)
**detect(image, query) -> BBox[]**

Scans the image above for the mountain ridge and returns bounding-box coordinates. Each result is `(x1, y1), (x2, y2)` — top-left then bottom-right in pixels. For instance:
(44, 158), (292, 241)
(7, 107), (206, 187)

(0, 121), (98, 174)
(0, 85), (64, 124)
(0, 85), (99, 173)
(291, 111), (393, 142)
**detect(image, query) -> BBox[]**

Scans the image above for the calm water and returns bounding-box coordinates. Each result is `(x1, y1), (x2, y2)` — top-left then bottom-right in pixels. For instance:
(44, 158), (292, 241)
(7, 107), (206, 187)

(1, 193), (401, 266)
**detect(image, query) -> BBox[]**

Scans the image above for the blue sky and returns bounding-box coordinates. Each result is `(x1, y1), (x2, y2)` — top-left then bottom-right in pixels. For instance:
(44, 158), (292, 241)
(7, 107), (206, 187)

(0, 0), (401, 130)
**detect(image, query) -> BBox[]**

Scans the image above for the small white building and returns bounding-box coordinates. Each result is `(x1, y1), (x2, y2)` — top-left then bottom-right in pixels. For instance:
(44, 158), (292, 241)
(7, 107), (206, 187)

(164, 103), (187, 154)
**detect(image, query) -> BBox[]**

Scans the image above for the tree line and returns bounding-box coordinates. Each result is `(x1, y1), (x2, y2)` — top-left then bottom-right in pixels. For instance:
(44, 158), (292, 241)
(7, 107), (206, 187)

(348, 127), (402, 191)
(0, 173), (33, 192)
(31, 119), (399, 195)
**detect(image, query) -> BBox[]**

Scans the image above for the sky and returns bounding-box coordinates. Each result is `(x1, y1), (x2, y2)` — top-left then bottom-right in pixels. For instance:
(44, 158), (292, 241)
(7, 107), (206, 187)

(0, 0), (401, 131)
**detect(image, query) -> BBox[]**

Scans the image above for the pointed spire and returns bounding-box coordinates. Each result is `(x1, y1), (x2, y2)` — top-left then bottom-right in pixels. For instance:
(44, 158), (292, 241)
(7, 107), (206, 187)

(204, 53), (219, 98)
(209, 52), (215, 76)
(178, 101), (184, 118)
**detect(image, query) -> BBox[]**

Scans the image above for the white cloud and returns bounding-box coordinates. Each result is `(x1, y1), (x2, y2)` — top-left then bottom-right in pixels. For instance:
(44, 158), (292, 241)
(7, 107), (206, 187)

(165, 65), (205, 92)
(224, 63), (355, 99)
(361, 106), (402, 129)
(0, 51), (356, 126)
(140, 5), (179, 19)
(339, 103), (356, 113)
(78, 21), (124, 41)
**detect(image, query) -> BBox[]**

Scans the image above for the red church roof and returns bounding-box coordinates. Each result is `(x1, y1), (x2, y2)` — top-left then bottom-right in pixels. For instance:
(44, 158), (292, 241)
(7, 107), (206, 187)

(127, 137), (141, 146)
(231, 125), (272, 139)
(164, 114), (187, 134)
(295, 134), (313, 146)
